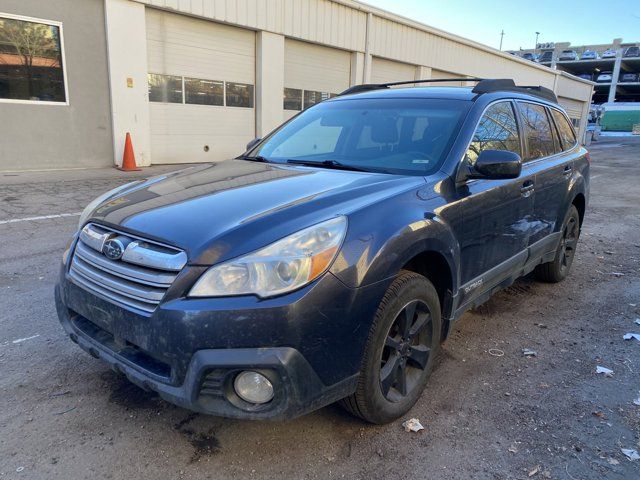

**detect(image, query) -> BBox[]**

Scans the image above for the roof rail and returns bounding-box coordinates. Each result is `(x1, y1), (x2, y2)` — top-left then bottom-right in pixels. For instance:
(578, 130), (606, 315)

(339, 77), (559, 103)
(338, 78), (483, 96)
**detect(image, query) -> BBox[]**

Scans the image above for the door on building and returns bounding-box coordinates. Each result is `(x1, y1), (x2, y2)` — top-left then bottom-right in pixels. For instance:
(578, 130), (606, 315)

(283, 39), (351, 122)
(430, 69), (467, 87)
(145, 9), (256, 164)
(557, 96), (584, 132)
(371, 57), (416, 84)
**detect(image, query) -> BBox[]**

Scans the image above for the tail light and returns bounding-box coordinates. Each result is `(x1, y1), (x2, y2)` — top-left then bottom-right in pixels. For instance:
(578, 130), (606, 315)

(585, 151), (591, 165)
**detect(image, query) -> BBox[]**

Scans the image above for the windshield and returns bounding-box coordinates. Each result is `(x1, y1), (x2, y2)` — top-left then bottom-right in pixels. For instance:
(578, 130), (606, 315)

(249, 98), (471, 175)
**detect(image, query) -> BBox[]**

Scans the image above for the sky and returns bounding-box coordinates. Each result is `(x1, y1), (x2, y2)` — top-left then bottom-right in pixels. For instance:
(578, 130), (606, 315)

(363, 0), (640, 51)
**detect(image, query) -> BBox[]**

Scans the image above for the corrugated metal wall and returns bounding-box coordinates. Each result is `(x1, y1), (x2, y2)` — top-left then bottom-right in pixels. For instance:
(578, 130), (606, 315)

(133, 0), (593, 138)
(140, 0), (367, 51)
(135, 0), (589, 95)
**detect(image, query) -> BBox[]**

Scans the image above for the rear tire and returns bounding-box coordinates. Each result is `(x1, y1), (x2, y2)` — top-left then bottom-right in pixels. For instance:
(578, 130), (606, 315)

(535, 205), (581, 283)
(340, 271), (441, 424)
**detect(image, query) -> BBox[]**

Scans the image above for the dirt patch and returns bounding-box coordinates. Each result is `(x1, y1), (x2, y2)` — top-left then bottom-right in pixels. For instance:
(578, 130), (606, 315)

(106, 373), (162, 410)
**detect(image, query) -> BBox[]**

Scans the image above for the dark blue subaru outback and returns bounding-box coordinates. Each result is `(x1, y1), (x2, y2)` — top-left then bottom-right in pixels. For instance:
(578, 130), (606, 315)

(55, 79), (589, 423)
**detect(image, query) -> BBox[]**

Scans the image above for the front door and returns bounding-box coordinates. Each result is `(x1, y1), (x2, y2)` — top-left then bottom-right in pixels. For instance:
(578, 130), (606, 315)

(453, 101), (535, 306)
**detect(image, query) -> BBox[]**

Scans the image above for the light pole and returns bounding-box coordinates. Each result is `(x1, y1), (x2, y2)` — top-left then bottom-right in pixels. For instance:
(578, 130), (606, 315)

(535, 32), (540, 52)
(500, 30), (505, 51)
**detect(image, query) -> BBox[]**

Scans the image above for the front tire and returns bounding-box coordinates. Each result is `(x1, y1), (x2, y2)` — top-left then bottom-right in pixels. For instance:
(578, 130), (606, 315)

(341, 271), (441, 424)
(535, 205), (581, 283)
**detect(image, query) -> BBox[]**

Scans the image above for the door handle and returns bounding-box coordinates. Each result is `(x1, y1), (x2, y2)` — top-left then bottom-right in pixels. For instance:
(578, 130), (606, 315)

(520, 181), (534, 197)
(563, 165), (573, 176)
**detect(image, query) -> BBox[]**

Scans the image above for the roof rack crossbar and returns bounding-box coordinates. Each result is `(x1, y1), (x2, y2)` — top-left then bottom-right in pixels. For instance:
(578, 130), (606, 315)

(471, 79), (558, 102)
(339, 77), (559, 103)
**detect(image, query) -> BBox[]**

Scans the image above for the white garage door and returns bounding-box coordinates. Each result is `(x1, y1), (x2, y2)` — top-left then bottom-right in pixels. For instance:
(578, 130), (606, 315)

(371, 57), (416, 84)
(431, 69), (466, 87)
(557, 97), (583, 122)
(146, 9), (256, 164)
(283, 39), (351, 121)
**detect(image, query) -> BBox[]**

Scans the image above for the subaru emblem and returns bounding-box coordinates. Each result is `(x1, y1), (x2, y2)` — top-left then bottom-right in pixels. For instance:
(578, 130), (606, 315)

(102, 238), (125, 261)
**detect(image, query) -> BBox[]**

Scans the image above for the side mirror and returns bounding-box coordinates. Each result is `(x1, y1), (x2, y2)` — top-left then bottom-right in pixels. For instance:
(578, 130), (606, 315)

(469, 150), (522, 180)
(246, 137), (262, 151)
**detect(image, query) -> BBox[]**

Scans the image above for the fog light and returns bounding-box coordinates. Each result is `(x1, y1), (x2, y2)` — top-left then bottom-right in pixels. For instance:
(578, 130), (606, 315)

(233, 371), (274, 404)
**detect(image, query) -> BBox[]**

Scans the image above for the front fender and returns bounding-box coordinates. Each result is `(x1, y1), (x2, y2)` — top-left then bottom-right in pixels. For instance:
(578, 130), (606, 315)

(331, 202), (460, 294)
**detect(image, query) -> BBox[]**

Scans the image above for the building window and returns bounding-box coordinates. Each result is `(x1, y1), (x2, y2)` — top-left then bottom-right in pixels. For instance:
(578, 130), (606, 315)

(148, 73), (183, 103)
(226, 82), (253, 108)
(185, 77), (223, 106)
(0, 14), (67, 103)
(283, 88), (302, 110)
(303, 90), (332, 109)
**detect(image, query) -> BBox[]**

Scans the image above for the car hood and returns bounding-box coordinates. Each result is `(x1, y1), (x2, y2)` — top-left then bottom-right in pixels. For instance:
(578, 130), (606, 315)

(88, 159), (424, 265)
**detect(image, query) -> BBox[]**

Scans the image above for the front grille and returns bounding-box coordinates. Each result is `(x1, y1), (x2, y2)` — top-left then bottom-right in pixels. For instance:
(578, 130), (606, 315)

(69, 223), (187, 313)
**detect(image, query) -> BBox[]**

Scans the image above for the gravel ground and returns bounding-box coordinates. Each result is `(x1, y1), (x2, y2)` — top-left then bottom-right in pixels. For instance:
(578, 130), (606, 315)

(1, 139), (639, 479)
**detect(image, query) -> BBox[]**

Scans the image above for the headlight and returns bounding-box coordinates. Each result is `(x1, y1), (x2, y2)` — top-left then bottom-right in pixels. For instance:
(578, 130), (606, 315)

(78, 181), (142, 229)
(189, 216), (347, 298)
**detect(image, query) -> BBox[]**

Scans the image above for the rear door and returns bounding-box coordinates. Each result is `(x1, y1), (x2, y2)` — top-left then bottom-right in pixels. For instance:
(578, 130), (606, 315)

(455, 100), (534, 305)
(515, 102), (574, 259)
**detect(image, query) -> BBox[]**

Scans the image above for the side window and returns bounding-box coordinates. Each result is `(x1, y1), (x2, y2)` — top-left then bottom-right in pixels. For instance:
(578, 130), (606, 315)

(550, 109), (577, 150)
(547, 108), (563, 155)
(466, 102), (520, 166)
(516, 102), (556, 161)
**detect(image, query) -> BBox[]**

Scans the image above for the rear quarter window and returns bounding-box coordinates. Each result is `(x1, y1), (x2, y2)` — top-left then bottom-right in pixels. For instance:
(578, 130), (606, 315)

(550, 109), (577, 150)
(516, 102), (556, 161)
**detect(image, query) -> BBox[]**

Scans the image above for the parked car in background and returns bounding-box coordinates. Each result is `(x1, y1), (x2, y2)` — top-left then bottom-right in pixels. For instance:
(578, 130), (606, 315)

(522, 52), (537, 62)
(580, 50), (598, 60)
(596, 71), (613, 83)
(538, 51), (554, 63)
(620, 72), (639, 83)
(55, 78), (589, 423)
(623, 46), (640, 58)
(559, 50), (578, 61)
(602, 49), (617, 59)
(577, 73), (593, 81)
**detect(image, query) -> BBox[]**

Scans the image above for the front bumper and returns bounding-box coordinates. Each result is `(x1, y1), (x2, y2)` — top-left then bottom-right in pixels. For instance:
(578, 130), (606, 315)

(55, 261), (389, 420)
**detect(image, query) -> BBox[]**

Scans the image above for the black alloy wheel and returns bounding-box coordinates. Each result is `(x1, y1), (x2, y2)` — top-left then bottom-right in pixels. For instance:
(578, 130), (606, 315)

(380, 300), (433, 402)
(535, 204), (581, 283)
(340, 271), (441, 424)
(558, 213), (579, 275)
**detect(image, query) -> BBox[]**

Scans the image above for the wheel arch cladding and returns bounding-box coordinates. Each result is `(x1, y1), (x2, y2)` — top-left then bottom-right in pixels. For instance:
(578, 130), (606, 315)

(572, 193), (586, 227)
(402, 250), (454, 332)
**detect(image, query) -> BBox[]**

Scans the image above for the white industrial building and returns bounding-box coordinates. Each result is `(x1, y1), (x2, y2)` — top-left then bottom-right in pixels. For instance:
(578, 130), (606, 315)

(0, 0), (594, 171)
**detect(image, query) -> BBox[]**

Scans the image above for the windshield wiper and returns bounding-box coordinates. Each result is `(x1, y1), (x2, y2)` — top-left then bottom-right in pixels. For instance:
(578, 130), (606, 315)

(238, 155), (270, 163)
(286, 159), (369, 172)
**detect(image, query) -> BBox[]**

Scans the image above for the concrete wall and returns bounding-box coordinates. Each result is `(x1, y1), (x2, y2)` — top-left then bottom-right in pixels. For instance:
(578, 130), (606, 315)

(0, 0), (113, 171)
(105, 0), (151, 167)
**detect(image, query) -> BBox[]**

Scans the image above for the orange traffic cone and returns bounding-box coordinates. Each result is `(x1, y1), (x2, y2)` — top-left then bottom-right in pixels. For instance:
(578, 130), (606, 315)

(118, 132), (141, 171)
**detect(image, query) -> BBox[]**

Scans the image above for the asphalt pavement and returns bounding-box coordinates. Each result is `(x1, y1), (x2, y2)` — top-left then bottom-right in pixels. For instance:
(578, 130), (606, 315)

(1, 140), (639, 479)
